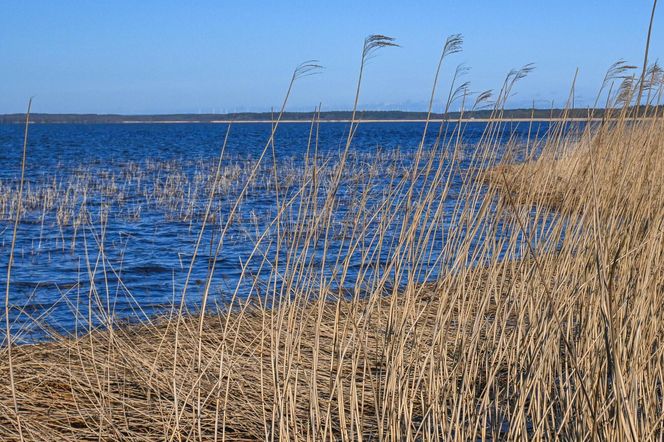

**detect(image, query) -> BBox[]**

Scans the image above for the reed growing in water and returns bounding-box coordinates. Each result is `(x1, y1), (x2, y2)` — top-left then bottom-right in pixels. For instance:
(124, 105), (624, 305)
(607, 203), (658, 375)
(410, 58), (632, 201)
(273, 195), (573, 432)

(0, 31), (663, 441)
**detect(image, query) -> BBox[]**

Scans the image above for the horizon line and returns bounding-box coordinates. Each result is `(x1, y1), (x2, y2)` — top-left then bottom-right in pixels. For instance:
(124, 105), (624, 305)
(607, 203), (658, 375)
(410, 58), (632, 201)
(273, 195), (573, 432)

(0, 107), (638, 117)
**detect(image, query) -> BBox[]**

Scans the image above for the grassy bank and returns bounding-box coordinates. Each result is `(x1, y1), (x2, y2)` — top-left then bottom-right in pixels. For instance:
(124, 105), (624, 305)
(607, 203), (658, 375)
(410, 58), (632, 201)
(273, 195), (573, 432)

(1, 35), (664, 440)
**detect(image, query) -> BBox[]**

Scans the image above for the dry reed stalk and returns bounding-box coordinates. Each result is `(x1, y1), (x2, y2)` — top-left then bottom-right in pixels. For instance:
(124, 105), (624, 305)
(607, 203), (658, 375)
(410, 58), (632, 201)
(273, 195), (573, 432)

(3, 99), (32, 442)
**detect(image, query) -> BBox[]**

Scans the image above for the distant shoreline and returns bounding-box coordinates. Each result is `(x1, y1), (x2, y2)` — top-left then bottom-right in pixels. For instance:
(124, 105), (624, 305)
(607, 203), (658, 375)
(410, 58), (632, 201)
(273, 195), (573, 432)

(0, 117), (631, 125)
(117, 118), (599, 124)
(2, 108), (658, 124)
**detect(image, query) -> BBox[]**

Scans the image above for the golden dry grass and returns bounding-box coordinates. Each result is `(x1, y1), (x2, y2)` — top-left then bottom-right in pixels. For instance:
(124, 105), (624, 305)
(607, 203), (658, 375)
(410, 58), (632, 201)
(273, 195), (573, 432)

(2, 32), (664, 440)
(0, 115), (662, 440)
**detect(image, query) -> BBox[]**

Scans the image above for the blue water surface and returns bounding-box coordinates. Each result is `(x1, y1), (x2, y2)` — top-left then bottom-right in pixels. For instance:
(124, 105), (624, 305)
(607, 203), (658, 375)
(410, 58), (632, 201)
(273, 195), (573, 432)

(0, 121), (561, 342)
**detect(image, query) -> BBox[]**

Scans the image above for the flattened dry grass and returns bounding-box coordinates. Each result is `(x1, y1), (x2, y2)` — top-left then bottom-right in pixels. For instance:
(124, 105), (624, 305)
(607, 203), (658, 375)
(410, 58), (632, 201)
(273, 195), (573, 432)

(0, 261), (543, 440)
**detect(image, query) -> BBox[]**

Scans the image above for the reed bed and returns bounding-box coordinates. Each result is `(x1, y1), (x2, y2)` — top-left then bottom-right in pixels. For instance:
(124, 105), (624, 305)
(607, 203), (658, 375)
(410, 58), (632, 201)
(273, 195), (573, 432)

(1, 33), (664, 441)
(0, 148), (458, 229)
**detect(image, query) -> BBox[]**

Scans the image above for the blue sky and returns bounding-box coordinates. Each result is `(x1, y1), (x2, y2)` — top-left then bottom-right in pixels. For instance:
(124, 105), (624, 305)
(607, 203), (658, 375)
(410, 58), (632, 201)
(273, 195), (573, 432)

(1, 1), (659, 114)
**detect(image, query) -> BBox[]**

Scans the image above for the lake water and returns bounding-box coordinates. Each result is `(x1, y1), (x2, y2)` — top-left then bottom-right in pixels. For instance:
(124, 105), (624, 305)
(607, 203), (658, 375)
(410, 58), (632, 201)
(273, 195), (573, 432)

(0, 121), (558, 343)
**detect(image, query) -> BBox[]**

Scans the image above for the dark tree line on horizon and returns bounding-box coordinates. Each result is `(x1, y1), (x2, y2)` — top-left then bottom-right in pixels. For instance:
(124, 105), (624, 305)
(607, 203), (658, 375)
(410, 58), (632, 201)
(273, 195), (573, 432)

(0, 107), (661, 123)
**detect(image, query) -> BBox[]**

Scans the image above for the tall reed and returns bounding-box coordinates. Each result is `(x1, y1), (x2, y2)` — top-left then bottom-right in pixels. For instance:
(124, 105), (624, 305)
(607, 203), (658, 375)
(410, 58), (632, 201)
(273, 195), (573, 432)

(1, 32), (663, 441)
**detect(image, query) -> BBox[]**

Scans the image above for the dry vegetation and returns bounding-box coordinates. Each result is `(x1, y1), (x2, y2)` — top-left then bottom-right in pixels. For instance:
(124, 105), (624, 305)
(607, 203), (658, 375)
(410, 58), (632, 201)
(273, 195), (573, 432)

(1, 32), (664, 441)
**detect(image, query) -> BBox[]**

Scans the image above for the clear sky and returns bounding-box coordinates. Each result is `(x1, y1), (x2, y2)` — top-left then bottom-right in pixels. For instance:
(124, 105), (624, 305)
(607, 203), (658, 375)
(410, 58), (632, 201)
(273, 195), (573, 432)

(1, 1), (660, 114)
